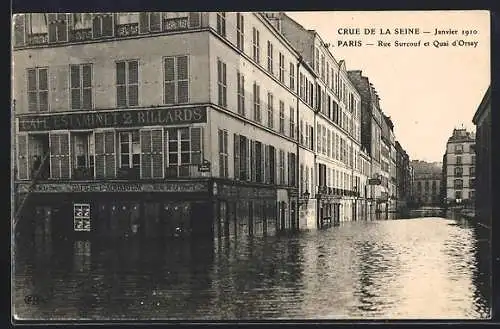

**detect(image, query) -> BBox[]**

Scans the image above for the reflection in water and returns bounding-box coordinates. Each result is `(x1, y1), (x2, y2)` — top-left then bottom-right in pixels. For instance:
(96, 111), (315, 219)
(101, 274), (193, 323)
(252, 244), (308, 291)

(13, 217), (490, 320)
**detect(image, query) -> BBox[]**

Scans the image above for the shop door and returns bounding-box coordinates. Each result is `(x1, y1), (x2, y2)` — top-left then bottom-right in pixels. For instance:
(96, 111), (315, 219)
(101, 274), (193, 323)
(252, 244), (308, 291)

(190, 202), (213, 238)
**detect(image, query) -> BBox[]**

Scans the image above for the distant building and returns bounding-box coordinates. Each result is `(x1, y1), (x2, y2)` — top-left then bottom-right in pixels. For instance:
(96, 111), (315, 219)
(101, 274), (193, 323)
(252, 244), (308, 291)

(442, 128), (476, 206)
(411, 160), (442, 206)
(472, 86), (491, 228)
(395, 141), (411, 211)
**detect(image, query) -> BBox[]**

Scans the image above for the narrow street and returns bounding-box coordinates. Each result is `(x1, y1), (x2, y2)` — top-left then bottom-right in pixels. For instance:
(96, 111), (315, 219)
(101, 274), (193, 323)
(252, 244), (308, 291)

(13, 212), (491, 320)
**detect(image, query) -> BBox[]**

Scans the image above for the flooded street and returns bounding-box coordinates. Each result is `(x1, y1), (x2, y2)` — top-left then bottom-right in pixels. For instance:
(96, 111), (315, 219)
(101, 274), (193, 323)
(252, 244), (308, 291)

(13, 216), (491, 320)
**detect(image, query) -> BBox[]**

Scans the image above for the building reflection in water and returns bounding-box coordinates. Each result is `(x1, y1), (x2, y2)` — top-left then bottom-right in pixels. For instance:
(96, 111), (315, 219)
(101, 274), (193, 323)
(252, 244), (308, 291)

(13, 214), (490, 320)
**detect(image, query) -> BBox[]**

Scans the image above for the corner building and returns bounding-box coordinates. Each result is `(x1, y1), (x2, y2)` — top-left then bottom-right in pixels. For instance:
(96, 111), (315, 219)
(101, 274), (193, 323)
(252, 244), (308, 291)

(13, 12), (302, 240)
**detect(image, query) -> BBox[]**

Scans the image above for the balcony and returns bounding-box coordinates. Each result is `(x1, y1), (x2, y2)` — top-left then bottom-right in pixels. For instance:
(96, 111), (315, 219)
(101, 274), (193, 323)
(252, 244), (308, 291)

(27, 33), (49, 45)
(163, 17), (189, 31)
(69, 28), (93, 42)
(115, 23), (139, 37)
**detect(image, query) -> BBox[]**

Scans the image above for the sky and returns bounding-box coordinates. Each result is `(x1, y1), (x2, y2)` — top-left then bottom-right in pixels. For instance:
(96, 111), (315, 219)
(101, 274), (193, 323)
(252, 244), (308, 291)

(286, 11), (490, 162)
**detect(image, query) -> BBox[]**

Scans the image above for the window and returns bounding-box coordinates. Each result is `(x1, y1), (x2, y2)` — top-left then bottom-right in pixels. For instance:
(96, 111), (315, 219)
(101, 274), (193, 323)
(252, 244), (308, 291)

(469, 178), (474, 188)
(92, 13), (114, 38)
(164, 55), (189, 104)
(289, 63), (295, 91)
(289, 106), (295, 139)
(454, 179), (463, 189)
(253, 82), (261, 122)
(116, 60), (139, 107)
(236, 13), (244, 51)
(267, 41), (274, 74)
(315, 48), (320, 72)
(317, 124), (322, 153)
(218, 129), (228, 178)
(140, 129), (164, 179)
(267, 145), (276, 184)
(166, 127), (202, 177)
(469, 191), (475, 199)
(70, 64), (92, 110)
(25, 13), (48, 37)
(455, 190), (462, 200)
(139, 12), (162, 33)
(470, 166), (475, 176)
(234, 134), (249, 181)
(267, 92), (274, 129)
(50, 133), (71, 179)
(279, 149), (285, 185)
(252, 28), (260, 63)
(471, 155), (476, 164)
(47, 14), (68, 42)
(237, 71), (245, 116)
(94, 131), (116, 178)
(327, 130), (331, 157)
(288, 152), (296, 186)
(216, 12), (226, 37)
(27, 67), (49, 112)
(217, 59), (227, 107)
(278, 53), (284, 83)
(300, 120), (304, 144)
(72, 133), (94, 171)
(119, 131), (140, 169)
(321, 54), (325, 80)
(455, 144), (463, 153)
(456, 156), (462, 165)
(326, 62), (330, 86)
(454, 166), (463, 176)
(322, 126), (327, 155)
(278, 100), (285, 133)
(299, 73), (305, 99)
(255, 141), (264, 183)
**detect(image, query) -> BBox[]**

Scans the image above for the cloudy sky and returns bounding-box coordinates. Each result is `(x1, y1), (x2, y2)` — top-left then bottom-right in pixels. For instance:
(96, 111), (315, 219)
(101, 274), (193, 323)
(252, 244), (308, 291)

(286, 11), (490, 162)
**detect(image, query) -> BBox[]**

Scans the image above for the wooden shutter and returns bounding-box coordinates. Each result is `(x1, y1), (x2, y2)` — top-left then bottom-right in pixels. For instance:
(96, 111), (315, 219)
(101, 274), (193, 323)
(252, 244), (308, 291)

(190, 127), (202, 165)
(17, 135), (29, 180)
(188, 12), (201, 28)
(104, 131), (116, 178)
(140, 130), (152, 178)
(151, 129), (163, 178)
(94, 132), (105, 178)
(234, 134), (240, 180)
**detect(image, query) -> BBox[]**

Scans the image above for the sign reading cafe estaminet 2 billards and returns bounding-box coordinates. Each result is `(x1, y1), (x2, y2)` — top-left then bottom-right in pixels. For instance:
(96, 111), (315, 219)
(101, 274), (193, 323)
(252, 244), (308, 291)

(18, 107), (207, 132)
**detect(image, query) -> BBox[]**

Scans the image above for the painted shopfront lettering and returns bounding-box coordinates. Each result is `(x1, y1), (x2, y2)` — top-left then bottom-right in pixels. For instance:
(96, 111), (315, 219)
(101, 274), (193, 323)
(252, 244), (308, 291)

(18, 107), (207, 132)
(17, 182), (208, 193)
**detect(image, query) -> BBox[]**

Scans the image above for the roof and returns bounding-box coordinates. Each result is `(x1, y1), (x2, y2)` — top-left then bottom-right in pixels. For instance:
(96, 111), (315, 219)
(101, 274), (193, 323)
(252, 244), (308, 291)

(472, 85), (491, 124)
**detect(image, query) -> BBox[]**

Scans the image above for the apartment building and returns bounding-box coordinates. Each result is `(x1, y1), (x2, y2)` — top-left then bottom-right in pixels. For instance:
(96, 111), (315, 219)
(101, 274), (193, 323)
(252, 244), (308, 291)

(395, 141), (411, 211)
(13, 12), (306, 240)
(271, 12), (365, 225)
(347, 71), (386, 214)
(472, 86), (491, 228)
(442, 128), (476, 206)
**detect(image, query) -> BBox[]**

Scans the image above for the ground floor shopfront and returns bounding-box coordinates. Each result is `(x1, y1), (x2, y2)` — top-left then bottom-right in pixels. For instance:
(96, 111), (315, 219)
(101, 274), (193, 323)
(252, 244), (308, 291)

(14, 179), (299, 243)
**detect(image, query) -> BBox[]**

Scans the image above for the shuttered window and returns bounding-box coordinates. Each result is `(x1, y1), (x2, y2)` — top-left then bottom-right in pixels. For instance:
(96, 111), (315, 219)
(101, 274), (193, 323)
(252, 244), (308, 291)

(70, 64), (92, 110)
(48, 13), (68, 43)
(139, 12), (162, 33)
(216, 12), (226, 37)
(164, 55), (189, 104)
(27, 67), (49, 112)
(255, 141), (263, 183)
(49, 133), (70, 179)
(116, 60), (139, 108)
(141, 129), (164, 179)
(165, 127), (202, 177)
(95, 131), (116, 178)
(233, 134), (240, 180)
(237, 71), (245, 116)
(17, 135), (29, 180)
(92, 13), (113, 38)
(253, 82), (261, 122)
(217, 59), (227, 107)
(218, 129), (228, 178)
